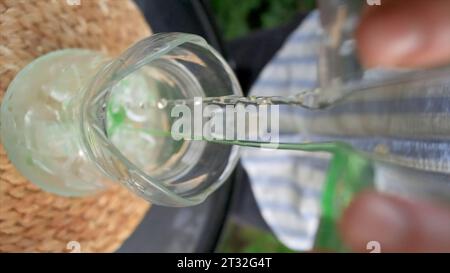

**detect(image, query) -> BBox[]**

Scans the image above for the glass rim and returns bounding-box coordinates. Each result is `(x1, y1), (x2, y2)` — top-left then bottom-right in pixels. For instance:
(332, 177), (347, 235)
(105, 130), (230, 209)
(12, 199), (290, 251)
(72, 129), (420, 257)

(80, 33), (241, 206)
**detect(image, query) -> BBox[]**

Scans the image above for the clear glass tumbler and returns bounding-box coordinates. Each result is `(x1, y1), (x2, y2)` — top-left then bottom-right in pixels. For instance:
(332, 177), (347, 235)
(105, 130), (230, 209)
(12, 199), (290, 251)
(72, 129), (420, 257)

(0, 33), (242, 206)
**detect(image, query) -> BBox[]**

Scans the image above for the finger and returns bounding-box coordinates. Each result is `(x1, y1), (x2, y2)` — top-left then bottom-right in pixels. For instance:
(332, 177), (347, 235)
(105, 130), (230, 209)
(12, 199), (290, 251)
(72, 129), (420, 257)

(339, 191), (450, 252)
(356, 0), (450, 68)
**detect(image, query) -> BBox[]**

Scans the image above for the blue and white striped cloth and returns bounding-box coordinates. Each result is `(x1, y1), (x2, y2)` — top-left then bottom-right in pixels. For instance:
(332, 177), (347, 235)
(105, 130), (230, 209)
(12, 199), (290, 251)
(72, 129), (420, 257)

(241, 11), (450, 250)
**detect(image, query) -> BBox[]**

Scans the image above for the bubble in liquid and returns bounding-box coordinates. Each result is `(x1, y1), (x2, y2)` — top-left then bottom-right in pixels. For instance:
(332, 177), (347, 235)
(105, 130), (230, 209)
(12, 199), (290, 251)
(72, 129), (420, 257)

(157, 98), (168, 109)
(194, 98), (202, 106)
(256, 97), (269, 105)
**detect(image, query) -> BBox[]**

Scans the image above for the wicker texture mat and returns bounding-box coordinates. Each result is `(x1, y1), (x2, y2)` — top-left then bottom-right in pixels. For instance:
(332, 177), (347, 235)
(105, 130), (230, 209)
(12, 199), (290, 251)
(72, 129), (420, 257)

(0, 0), (152, 252)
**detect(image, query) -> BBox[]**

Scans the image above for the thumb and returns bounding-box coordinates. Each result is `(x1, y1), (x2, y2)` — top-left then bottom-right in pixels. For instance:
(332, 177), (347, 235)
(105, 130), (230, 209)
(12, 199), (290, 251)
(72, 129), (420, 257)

(356, 0), (450, 68)
(339, 191), (450, 252)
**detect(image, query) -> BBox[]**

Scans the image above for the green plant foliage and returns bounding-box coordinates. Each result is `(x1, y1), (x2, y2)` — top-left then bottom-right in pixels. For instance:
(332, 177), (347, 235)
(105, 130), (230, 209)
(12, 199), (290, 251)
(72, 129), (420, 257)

(210, 0), (316, 40)
(218, 222), (295, 253)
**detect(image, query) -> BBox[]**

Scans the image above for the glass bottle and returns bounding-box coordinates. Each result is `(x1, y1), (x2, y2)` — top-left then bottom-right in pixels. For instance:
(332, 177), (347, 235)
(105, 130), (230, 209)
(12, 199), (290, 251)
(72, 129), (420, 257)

(0, 33), (242, 206)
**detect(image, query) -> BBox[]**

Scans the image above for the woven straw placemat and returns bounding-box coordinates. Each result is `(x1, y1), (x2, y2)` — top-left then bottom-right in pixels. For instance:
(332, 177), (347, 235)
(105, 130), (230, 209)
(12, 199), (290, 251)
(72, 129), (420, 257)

(0, 0), (152, 252)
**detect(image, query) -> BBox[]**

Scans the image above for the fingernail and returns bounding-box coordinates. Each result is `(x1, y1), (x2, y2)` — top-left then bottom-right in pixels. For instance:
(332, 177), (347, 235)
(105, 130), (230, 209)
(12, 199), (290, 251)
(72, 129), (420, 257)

(376, 23), (424, 67)
(357, 6), (426, 68)
(341, 192), (411, 251)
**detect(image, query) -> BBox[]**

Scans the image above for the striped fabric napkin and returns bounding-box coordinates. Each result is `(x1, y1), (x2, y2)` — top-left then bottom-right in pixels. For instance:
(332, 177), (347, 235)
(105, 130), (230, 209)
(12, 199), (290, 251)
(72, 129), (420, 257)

(241, 11), (450, 250)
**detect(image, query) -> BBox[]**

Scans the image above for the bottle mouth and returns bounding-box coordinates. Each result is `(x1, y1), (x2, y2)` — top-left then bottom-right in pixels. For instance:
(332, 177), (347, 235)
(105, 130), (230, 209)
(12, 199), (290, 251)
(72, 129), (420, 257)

(80, 33), (241, 206)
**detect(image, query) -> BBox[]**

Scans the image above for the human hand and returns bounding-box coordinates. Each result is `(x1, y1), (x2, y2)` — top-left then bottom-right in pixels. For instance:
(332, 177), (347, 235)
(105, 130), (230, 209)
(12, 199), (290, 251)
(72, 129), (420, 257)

(340, 0), (450, 252)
